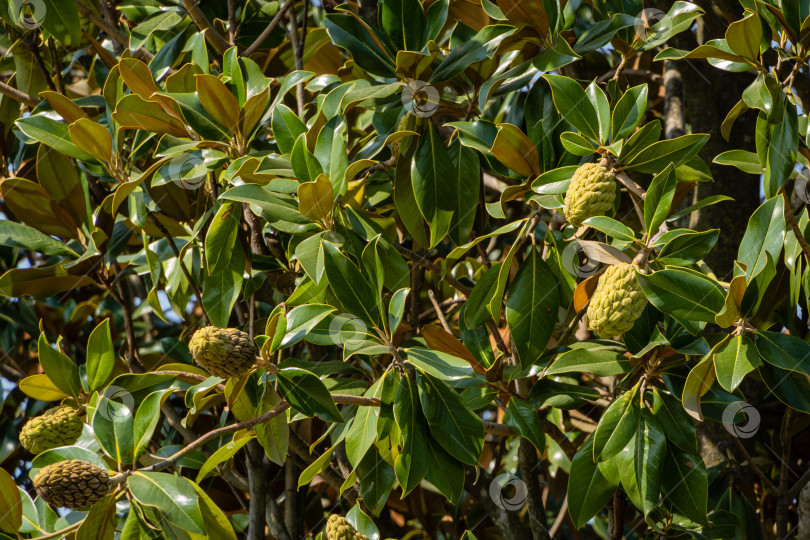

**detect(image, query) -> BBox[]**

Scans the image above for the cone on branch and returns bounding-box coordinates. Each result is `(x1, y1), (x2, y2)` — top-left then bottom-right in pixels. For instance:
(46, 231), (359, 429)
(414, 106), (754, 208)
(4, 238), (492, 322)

(563, 162), (617, 228)
(326, 514), (369, 540)
(188, 326), (258, 379)
(19, 406), (83, 454)
(33, 460), (110, 509)
(587, 263), (647, 337)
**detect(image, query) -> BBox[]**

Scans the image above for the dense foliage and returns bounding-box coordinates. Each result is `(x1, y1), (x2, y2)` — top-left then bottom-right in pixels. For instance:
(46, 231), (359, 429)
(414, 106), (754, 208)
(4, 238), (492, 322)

(2, 0), (810, 538)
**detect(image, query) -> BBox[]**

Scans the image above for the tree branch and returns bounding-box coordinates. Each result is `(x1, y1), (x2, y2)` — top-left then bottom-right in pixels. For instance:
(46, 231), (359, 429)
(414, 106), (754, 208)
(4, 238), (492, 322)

(242, 0), (296, 57)
(181, 0), (231, 54)
(0, 79), (38, 107)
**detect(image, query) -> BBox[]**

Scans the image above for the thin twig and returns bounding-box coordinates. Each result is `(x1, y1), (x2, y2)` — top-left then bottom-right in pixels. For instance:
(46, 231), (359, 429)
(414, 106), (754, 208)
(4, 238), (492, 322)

(287, 7), (304, 115)
(181, 0), (230, 54)
(227, 0), (237, 45)
(428, 290), (451, 332)
(76, 1), (155, 62)
(731, 435), (779, 493)
(0, 80), (38, 107)
(241, 0), (296, 57)
(783, 190), (810, 261)
(777, 408), (795, 537)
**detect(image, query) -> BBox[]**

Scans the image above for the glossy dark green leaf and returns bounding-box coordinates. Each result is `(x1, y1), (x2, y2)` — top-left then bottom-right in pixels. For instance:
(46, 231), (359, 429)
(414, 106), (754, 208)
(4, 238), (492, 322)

(713, 335), (761, 392)
(764, 100), (798, 197)
(567, 436), (618, 528)
(322, 240), (380, 326)
(127, 472), (205, 534)
(272, 104), (306, 155)
(612, 84), (648, 141)
(593, 384), (639, 462)
(346, 378), (383, 467)
(411, 123), (457, 247)
(447, 139), (480, 245)
(637, 268), (725, 326)
(505, 397), (545, 451)
(379, 0), (426, 50)
(357, 449), (396, 513)
(202, 243), (244, 327)
(621, 134), (709, 173)
(86, 319), (115, 391)
(759, 362), (810, 413)
(657, 229), (720, 266)
(651, 388), (697, 454)
(542, 74), (600, 141)
(324, 14), (396, 77)
(277, 367), (344, 422)
(416, 370), (483, 465)
(755, 330), (810, 377)
(616, 409), (665, 516)
(661, 449), (708, 526)
(393, 373), (429, 495)
(529, 378), (601, 409)
(644, 164), (677, 237)
(93, 398), (135, 464)
(547, 344), (632, 376)
(505, 247), (559, 368)
(425, 435), (465, 503)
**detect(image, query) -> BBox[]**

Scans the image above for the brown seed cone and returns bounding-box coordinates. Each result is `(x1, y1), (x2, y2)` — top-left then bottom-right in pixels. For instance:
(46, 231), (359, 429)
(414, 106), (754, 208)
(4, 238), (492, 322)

(33, 460), (110, 509)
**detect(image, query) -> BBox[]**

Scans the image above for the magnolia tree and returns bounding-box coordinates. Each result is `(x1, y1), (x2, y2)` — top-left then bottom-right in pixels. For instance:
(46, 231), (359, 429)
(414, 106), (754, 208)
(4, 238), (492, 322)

(2, 0), (810, 539)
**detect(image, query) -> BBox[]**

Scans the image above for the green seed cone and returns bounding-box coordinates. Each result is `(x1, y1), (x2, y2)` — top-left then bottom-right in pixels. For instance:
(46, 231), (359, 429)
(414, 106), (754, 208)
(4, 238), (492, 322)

(563, 163), (617, 228)
(188, 326), (257, 379)
(587, 263), (647, 337)
(33, 460), (110, 509)
(326, 514), (369, 540)
(20, 406), (83, 454)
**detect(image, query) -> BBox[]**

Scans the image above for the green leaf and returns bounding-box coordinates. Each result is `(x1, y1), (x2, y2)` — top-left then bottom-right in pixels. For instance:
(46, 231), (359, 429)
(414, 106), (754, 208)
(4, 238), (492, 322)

(127, 472), (205, 534)
(463, 262), (502, 327)
(738, 196), (785, 278)
(585, 81), (610, 144)
(404, 347), (476, 380)
(755, 330), (810, 377)
(582, 216), (637, 242)
(651, 388), (697, 454)
(661, 449), (708, 526)
(656, 229), (720, 266)
(416, 370), (484, 465)
(298, 446), (336, 487)
(202, 243), (244, 327)
(612, 84), (648, 141)
(357, 449), (396, 514)
(547, 344), (632, 376)
(644, 164), (677, 237)
(542, 74), (600, 141)
(725, 12), (762, 60)
(411, 123), (457, 247)
(567, 436), (619, 528)
(636, 268), (725, 327)
(616, 409), (665, 515)
(37, 334), (82, 398)
(346, 378), (384, 467)
(593, 384), (640, 462)
(764, 100), (798, 197)
(291, 134), (324, 183)
(272, 104), (306, 154)
(713, 334), (761, 392)
(621, 134), (709, 173)
(388, 287), (410, 334)
(205, 202), (240, 275)
(713, 149), (764, 174)
(93, 398), (135, 464)
(322, 240), (380, 326)
(505, 397), (545, 452)
(15, 115), (96, 161)
(277, 367), (344, 422)
(0, 221), (78, 257)
(40, 0), (82, 46)
(429, 26), (513, 83)
(448, 139), (480, 245)
(190, 481), (239, 539)
(281, 304), (336, 348)
(560, 131), (598, 156)
(424, 435), (465, 502)
(379, 0), (426, 50)
(324, 13), (396, 77)
(255, 388), (288, 465)
(86, 319), (115, 391)
(393, 373), (429, 495)
(197, 433), (255, 483)
(505, 247), (559, 368)
(133, 389), (173, 461)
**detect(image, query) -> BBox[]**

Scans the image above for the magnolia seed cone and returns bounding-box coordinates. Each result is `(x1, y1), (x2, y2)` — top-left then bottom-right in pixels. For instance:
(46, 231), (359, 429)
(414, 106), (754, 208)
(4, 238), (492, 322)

(326, 514), (369, 540)
(587, 263), (647, 337)
(188, 326), (258, 379)
(20, 406), (83, 454)
(563, 162), (617, 228)
(33, 460), (110, 509)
